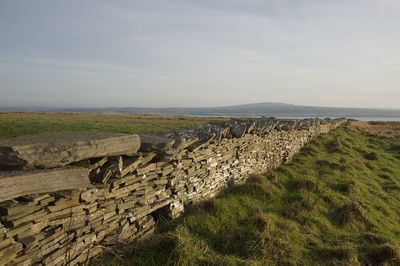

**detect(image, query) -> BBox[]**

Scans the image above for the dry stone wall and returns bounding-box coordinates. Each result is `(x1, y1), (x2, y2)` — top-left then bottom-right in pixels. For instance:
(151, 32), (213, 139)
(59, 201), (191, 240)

(0, 117), (345, 265)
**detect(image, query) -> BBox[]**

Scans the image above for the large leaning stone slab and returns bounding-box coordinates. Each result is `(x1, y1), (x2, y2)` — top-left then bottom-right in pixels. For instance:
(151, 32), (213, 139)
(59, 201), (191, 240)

(0, 167), (89, 202)
(0, 132), (140, 169)
(139, 134), (175, 152)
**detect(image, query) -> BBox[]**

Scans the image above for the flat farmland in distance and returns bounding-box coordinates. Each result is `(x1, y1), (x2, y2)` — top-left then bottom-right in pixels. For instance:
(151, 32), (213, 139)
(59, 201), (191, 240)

(0, 112), (225, 141)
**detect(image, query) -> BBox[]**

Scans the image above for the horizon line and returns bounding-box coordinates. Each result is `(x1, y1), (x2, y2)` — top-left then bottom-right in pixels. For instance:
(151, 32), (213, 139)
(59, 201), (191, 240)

(1, 102), (400, 111)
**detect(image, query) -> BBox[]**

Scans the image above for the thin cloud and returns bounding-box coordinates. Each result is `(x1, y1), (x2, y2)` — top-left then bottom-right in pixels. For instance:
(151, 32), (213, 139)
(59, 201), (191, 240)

(0, 0), (399, 108)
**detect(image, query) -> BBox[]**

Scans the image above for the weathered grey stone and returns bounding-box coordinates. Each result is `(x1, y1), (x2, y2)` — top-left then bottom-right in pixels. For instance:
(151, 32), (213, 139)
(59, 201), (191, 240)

(0, 132), (141, 169)
(0, 167), (89, 202)
(139, 134), (175, 152)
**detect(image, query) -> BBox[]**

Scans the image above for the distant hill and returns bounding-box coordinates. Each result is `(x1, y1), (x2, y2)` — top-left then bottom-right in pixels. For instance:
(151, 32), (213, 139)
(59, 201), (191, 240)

(1, 102), (400, 119)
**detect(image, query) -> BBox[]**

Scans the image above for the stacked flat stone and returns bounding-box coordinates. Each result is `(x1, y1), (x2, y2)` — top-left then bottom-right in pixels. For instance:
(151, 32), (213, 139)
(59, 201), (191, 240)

(0, 118), (345, 265)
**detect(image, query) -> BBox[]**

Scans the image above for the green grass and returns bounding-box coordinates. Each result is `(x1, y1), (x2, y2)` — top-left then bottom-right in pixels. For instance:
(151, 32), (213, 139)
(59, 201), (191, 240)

(0, 112), (222, 141)
(107, 124), (400, 266)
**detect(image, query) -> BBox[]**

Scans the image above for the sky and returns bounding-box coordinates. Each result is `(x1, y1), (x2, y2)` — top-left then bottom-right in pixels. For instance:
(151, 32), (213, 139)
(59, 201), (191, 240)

(0, 0), (399, 109)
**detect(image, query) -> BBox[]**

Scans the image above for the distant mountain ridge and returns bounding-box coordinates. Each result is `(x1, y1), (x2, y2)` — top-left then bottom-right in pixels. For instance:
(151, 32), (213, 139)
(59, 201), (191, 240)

(1, 102), (400, 119)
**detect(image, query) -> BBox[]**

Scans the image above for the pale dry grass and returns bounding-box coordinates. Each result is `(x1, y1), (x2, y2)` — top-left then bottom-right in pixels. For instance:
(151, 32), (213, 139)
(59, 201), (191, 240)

(349, 120), (400, 141)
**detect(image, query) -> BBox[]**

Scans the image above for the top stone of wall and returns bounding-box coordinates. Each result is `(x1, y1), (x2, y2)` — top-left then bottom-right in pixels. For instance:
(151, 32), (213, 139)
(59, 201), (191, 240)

(0, 117), (345, 171)
(0, 132), (141, 170)
(138, 117), (345, 154)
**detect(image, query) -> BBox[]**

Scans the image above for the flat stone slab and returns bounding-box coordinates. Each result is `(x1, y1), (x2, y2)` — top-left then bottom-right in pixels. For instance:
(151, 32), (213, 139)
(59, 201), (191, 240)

(0, 132), (140, 169)
(139, 134), (176, 152)
(0, 167), (90, 202)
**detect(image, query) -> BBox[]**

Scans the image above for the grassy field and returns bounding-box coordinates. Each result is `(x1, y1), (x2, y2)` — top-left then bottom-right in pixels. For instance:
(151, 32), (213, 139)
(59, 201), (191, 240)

(0, 112), (222, 141)
(104, 121), (400, 265)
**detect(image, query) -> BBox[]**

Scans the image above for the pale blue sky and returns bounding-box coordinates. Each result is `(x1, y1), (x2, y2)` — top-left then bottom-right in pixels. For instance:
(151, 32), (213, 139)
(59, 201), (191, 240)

(0, 0), (399, 108)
